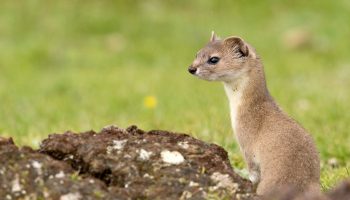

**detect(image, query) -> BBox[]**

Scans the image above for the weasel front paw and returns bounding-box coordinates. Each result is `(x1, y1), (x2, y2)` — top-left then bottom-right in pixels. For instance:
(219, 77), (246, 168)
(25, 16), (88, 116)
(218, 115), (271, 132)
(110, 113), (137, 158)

(249, 171), (260, 185)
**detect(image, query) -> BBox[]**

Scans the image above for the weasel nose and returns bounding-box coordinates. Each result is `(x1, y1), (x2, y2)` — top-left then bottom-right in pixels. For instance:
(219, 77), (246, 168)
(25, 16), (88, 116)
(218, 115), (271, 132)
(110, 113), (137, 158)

(188, 66), (197, 74)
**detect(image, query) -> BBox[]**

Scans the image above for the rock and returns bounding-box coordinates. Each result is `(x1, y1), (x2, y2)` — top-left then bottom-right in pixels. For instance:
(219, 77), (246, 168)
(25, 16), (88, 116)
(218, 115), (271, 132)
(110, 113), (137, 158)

(39, 125), (254, 199)
(1, 125), (350, 199)
(0, 137), (114, 200)
(0, 125), (255, 200)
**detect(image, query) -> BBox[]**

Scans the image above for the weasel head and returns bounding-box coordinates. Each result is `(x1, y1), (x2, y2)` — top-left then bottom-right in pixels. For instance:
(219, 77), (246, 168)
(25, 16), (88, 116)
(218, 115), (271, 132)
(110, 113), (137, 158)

(188, 32), (258, 82)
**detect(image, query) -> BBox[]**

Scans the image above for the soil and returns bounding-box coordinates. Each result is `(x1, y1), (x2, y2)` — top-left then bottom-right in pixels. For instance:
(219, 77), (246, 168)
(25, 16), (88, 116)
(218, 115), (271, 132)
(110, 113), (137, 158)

(0, 125), (349, 200)
(0, 137), (113, 200)
(0, 125), (254, 200)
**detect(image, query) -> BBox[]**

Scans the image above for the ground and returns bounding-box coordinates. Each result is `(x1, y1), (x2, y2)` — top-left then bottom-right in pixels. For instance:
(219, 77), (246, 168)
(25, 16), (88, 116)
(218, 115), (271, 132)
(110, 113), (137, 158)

(0, 126), (254, 200)
(0, 0), (349, 190)
(1, 126), (349, 200)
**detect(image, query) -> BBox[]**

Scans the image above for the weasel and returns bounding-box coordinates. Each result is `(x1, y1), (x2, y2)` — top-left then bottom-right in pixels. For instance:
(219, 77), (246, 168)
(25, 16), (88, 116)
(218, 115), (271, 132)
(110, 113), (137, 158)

(188, 32), (320, 195)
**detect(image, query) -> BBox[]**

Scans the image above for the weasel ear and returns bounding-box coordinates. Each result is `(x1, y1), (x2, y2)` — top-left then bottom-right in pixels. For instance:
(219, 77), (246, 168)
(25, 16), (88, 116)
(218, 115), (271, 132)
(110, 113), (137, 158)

(223, 36), (251, 57)
(210, 31), (219, 42)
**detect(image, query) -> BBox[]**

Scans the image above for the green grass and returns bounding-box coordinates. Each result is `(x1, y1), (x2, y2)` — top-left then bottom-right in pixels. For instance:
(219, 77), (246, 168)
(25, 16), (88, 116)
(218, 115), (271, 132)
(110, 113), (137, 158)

(0, 0), (349, 190)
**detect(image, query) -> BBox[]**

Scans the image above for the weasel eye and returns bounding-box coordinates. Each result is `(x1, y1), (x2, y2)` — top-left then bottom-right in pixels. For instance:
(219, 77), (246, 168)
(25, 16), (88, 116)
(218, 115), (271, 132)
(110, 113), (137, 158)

(207, 57), (220, 65)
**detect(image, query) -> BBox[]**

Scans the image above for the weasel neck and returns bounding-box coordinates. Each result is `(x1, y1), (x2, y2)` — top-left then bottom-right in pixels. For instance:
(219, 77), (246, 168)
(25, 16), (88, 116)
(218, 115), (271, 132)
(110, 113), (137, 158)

(223, 67), (272, 134)
(223, 79), (246, 133)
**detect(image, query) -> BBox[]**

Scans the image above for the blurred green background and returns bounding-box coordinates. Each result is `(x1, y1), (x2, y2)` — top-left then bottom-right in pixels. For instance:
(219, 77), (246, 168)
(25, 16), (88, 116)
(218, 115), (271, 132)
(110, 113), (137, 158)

(0, 0), (349, 190)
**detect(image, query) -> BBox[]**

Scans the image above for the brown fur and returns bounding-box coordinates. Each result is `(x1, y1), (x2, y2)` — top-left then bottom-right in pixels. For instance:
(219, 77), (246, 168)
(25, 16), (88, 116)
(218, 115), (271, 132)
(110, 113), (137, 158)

(188, 33), (320, 195)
